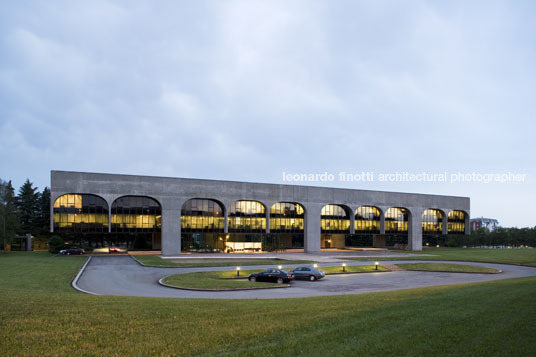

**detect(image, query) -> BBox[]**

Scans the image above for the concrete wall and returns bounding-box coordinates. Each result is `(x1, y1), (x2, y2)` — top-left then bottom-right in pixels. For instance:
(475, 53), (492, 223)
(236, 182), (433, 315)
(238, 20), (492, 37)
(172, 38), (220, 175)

(50, 170), (470, 256)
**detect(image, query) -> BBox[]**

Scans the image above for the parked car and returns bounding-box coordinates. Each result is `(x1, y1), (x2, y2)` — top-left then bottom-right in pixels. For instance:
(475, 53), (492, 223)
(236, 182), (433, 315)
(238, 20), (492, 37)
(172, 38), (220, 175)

(291, 266), (325, 281)
(248, 269), (294, 284)
(108, 245), (120, 253)
(60, 247), (85, 255)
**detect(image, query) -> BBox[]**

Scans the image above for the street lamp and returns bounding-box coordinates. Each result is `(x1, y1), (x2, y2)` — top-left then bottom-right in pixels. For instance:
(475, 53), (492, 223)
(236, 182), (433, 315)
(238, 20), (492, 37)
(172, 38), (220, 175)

(236, 266), (240, 277)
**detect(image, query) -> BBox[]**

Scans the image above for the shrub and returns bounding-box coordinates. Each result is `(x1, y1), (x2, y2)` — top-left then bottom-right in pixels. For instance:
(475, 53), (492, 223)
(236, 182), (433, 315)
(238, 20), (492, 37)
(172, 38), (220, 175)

(48, 235), (64, 253)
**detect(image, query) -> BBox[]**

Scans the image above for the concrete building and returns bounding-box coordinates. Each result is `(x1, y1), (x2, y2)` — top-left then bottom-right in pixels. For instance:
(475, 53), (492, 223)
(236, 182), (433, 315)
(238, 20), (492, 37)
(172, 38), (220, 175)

(50, 170), (470, 256)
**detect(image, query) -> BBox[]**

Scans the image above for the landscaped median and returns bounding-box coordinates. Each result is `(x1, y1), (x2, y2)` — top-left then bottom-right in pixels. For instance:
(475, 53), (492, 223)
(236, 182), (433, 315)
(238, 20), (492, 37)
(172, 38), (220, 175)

(396, 263), (501, 274)
(160, 265), (390, 291)
(160, 270), (287, 290)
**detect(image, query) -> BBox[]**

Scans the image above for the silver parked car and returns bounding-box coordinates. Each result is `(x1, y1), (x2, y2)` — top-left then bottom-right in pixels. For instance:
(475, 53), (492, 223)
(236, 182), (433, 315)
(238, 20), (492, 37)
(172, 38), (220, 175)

(291, 266), (325, 281)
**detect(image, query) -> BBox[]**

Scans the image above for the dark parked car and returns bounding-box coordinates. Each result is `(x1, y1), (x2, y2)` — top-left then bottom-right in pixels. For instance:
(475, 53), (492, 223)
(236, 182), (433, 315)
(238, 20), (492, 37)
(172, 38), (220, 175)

(60, 247), (85, 255)
(248, 269), (294, 284)
(291, 266), (325, 281)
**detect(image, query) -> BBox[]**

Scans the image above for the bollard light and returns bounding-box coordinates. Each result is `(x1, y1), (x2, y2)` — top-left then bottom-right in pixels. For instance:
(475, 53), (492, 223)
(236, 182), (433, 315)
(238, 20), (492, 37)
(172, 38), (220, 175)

(436, 244), (440, 248)
(426, 242), (429, 246)
(342, 263), (346, 272)
(375, 262), (379, 270)
(236, 266), (241, 277)
(278, 265), (282, 270)
(313, 263), (318, 268)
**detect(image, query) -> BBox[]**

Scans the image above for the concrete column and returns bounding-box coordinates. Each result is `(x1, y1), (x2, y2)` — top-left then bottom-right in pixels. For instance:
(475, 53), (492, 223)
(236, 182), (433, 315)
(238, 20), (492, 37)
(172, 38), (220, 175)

(224, 208), (228, 234)
(464, 212), (471, 235)
(161, 198), (181, 256)
(408, 207), (423, 251)
(442, 210), (448, 235)
(349, 207), (355, 234)
(379, 208), (385, 234)
(304, 203), (322, 253)
(265, 209), (270, 233)
(108, 210), (112, 233)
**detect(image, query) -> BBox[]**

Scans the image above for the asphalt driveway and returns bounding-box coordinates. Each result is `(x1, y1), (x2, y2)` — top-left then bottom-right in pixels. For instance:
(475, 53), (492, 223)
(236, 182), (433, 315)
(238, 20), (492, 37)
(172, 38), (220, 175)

(75, 256), (536, 299)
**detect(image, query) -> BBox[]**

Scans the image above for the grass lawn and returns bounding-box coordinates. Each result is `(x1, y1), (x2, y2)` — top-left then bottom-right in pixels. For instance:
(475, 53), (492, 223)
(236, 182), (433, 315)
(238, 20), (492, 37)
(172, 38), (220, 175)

(161, 270), (285, 290)
(397, 263), (501, 274)
(1, 252), (535, 356)
(348, 247), (536, 266)
(133, 254), (315, 267)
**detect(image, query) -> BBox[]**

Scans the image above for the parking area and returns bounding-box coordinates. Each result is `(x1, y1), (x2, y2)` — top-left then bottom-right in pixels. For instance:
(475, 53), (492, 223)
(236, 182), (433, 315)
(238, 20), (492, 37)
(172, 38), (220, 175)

(75, 256), (536, 299)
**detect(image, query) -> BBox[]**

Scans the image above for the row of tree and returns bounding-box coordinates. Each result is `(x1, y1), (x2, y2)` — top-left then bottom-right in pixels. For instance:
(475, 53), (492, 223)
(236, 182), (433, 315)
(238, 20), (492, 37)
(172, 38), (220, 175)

(0, 178), (50, 250)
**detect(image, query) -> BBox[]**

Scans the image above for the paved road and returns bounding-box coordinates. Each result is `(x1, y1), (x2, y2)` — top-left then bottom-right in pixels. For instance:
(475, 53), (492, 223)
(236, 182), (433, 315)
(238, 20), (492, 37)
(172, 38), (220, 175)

(76, 256), (536, 299)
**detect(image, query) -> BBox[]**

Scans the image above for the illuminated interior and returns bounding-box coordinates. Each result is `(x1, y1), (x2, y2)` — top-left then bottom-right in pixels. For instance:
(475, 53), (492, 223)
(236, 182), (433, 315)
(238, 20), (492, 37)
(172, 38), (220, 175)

(270, 202), (305, 249)
(448, 210), (466, 233)
(321, 204), (350, 232)
(227, 200), (266, 252)
(111, 196), (161, 232)
(181, 199), (224, 252)
(355, 206), (381, 233)
(422, 209), (443, 234)
(53, 194), (109, 232)
(321, 204), (349, 248)
(229, 200), (266, 232)
(385, 207), (408, 233)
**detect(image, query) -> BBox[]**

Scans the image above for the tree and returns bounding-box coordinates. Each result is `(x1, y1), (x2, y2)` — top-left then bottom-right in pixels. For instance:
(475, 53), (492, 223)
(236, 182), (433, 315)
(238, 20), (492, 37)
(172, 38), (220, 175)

(16, 178), (39, 234)
(36, 187), (51, 235)
(0, 179), (20, 251)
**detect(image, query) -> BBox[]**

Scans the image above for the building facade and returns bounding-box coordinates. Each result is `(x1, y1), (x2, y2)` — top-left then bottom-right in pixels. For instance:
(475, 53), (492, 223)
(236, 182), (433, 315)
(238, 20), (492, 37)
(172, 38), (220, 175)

(470, 217), (499, 232)
(50, 171), (470, 256)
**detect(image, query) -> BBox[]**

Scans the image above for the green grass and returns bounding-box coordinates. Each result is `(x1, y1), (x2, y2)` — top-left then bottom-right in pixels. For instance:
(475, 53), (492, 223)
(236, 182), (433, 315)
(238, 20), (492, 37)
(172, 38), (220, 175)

(320, 265), (390, 274)
(397, 263), (501, 274)
(1, 252), (536, 356)
(162, 270), (284, 290)
(133, 254), (315, 267)
(349, 247), (536, 266)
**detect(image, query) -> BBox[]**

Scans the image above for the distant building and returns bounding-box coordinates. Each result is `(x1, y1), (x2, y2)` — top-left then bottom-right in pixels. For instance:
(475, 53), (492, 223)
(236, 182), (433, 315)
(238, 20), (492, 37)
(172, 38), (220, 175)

(470, 217), (499, 232)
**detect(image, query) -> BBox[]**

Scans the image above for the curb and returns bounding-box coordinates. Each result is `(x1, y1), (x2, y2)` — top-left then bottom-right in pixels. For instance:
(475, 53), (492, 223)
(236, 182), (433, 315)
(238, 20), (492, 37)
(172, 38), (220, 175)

(327, 270), (391, 275)
(71, 256), (99, 295)
(157, 277), (289, 292)
(399, 268), (503, 274)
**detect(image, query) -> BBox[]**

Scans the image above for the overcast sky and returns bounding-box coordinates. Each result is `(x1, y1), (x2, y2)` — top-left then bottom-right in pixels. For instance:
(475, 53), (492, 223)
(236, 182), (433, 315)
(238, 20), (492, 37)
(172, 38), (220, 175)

(0, 0), (534, 227)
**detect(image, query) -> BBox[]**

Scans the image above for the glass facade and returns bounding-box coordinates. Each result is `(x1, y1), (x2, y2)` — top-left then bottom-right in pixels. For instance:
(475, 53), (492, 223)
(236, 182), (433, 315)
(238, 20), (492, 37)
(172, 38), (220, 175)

(422, 209), (443, 234)
(111, 196), (161, 233)
(448, 210), (466, 233)
(181, 199), (224, 252)
(181, 199), (224, 232)
(229, 201), (266, 232)
(270, 202), (304, 233)
(385, 207), (408, 234)
(53, 194), (108, 232)
(321, 204), (350, 233)
(270, 202), (304, 249)
(355, 206), (381, 234)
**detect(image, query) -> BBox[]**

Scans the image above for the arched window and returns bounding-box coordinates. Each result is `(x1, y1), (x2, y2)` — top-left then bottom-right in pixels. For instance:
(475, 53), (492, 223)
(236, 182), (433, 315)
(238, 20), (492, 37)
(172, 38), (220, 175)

(229, 201), (265, 232)
(448, 210), (466, 233)
(111, 196), (161, 233)
(181, 199), (224, 232)
(269, 202), (304, 233)
(321, 204), (350, 233)
(53, 194), (108, 232)
(355, 206), (381, 233)
(385, 207), (408, 234)
(422, 209), (443, 234)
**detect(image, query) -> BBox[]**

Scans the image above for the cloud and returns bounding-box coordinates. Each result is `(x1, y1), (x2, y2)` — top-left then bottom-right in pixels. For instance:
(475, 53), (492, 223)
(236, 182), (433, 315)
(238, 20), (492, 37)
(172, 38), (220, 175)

(0, 0), (534, 226)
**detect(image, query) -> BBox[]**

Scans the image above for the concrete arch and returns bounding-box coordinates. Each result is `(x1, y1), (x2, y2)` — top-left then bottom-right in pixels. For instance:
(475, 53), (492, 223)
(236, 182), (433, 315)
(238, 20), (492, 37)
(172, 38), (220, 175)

(447, 209), (469, 235)
(354, 205), (383, 235)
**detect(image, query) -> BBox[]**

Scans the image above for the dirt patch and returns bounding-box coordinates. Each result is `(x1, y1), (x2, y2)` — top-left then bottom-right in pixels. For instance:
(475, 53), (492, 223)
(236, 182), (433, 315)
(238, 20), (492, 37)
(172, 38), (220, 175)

(382, 264), (406, 271)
